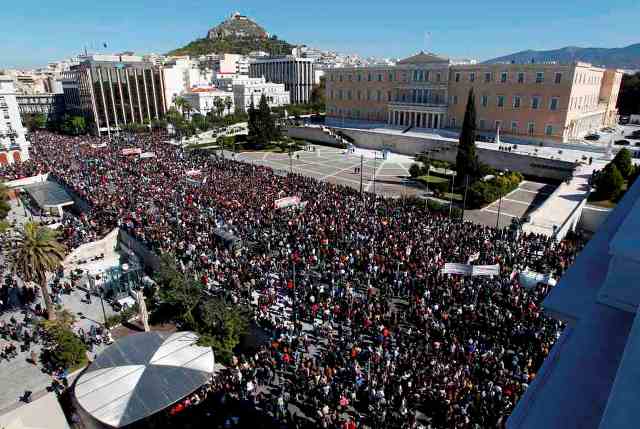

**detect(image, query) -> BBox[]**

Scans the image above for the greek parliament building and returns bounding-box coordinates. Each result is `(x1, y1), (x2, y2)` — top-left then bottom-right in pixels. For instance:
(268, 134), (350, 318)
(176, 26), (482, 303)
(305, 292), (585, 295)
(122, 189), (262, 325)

(325, 52), (623, 144)
(250, 56), (314, 104)
(62, 55), (166, 135)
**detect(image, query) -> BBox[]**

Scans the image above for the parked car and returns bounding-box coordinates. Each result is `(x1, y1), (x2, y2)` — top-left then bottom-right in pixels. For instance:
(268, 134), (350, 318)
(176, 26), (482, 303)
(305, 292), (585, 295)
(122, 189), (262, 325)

(615, 139), (630, 146)
(584, 134), (600, 141)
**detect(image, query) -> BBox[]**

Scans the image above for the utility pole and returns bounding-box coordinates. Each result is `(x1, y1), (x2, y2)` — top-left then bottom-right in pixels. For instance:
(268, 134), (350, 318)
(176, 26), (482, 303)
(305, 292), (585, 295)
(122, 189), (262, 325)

(448, 174), (455, 219)
(496, 194), (503, 229)
(462, 174), (470, 221)
(373, 153), (377, 196)
(359, 154), (364, 195)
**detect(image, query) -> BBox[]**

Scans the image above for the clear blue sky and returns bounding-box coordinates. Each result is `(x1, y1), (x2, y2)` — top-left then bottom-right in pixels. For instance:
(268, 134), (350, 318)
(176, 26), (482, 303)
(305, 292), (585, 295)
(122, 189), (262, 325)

(2, 0), (638, 68)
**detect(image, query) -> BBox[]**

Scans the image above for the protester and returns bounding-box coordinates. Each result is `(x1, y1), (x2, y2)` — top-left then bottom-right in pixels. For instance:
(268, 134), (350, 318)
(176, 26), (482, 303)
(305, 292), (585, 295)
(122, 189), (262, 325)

(0, 130), (582, 428)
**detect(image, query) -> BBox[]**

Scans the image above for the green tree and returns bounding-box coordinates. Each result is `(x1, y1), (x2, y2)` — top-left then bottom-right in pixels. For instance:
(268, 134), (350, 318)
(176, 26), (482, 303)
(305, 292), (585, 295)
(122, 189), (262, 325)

(155, 254), (202, 328)
(24, 113), (47, 131)
(214, 97), (226, 118)
(196, 298), (249, 364)
(596, 162), (625, 200)
(39, 312), (87, 370)
(613, 148), (633, 179)
(191, 113), (209, 131)
(224, 97), (233, 116)
(11, 222), (67, 320)
(151, 119), (168, 130)
(456, 88), (480, 183)
(310, 77), (326, 113)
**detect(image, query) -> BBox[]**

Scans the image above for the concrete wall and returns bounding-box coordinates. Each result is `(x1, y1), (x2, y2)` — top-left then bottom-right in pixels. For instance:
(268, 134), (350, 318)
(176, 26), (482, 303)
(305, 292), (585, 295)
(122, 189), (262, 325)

(118, 229), (161, 272)
(580, 205), (612, 234)
(62, 228), (120, 274)
(285, 127), (345, 147)
(338, 128), (575, 180)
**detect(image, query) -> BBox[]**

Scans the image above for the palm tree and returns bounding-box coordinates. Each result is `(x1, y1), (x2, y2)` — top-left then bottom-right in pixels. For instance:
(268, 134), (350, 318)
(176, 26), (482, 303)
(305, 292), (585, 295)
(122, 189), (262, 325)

(214, 98), (225, 118)
(224, 97), (233, 116)
(11, 222), (67, 320)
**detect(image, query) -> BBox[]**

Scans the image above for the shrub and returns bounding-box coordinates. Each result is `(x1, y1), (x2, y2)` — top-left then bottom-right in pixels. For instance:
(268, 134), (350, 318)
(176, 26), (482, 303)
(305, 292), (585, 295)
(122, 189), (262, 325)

(596, 163), (624, 200)
(466, 171), (523, 209)
(40, 320), (87, 370)
(409, 163), (422, 178)
(613, 148), (633, 179)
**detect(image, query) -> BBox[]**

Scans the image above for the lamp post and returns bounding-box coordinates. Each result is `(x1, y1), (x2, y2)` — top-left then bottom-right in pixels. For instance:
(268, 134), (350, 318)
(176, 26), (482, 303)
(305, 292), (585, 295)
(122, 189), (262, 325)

(359, 154), (364, 195)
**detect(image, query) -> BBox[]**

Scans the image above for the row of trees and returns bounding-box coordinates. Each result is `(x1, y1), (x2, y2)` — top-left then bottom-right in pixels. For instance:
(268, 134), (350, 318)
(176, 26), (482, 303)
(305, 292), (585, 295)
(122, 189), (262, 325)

(23, 113), (88, 135)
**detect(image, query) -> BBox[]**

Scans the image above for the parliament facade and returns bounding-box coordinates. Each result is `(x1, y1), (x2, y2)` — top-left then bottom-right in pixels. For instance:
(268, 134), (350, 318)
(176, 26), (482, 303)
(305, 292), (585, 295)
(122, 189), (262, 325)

(325, 52), (623, 144)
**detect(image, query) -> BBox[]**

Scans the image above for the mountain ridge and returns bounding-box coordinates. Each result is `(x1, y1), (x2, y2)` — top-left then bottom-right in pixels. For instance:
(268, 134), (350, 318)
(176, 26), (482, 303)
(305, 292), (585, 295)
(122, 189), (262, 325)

(484, 43), (640, 70)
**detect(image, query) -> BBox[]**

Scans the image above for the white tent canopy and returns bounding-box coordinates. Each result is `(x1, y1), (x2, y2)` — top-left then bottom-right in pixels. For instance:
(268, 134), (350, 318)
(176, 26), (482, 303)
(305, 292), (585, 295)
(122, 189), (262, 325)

(75, 331), (213, 428)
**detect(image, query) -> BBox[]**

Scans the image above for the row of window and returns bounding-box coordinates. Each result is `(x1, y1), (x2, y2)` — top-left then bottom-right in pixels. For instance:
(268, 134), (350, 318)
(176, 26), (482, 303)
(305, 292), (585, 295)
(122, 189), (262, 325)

(462, 118), (555, 136)
(570, 94), (601, 111)
(330, 89), (392, 102)
(330, 71), (390, 83)
(453, 71), (563, 84)
(451, 94), (561, 111)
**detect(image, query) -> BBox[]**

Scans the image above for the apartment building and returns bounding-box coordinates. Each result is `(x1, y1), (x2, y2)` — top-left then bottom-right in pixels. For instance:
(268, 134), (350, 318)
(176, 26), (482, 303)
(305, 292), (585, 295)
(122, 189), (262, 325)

(0, 77), (29, 165)
(325, 52), (623, 144)
(63, 55), (167, 135)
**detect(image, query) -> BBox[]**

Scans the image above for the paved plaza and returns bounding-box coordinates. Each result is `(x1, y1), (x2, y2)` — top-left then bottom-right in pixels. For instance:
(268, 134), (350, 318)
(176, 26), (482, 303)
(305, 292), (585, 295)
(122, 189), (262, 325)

(235, 145), (418, 198)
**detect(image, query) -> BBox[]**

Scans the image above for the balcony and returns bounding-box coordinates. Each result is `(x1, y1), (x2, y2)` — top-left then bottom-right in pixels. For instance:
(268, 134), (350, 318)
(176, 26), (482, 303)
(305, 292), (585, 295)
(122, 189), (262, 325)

(389, 100), (448, 113)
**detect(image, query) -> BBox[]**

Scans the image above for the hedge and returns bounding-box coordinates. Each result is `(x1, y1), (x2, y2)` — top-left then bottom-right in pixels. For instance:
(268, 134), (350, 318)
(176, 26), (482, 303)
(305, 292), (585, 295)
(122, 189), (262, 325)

(466, 171), (524, 209)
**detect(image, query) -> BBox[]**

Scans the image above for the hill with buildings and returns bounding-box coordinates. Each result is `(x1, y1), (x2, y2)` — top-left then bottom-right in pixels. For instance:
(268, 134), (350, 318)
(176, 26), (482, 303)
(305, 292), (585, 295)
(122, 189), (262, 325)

(485, 43), (640, 70)
(168, 12), (294, 57)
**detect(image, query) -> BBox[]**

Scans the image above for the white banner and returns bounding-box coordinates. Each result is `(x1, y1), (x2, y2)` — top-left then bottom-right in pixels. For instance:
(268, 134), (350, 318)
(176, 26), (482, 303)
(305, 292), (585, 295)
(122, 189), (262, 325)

(442, 263), (472, 275)
(122, 148), (142, 155)
(519, 271), (556, 289)
(185, 169), (202, 177)
(442, 263), (501, 276)
(140, 152), (156, 159)
(274, 196), (301, 209)
(472, 264), (500, 277)
(91, 143), (108, 149)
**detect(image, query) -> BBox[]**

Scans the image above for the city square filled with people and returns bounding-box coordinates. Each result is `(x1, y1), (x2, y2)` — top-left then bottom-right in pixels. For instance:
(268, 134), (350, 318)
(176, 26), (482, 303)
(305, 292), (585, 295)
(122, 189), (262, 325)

(0, 130), (584, 428)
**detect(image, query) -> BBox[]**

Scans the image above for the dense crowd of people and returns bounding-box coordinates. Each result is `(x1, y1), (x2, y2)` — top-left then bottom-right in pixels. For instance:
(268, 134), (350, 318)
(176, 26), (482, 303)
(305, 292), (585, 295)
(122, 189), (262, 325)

(0, 130), (584, 428)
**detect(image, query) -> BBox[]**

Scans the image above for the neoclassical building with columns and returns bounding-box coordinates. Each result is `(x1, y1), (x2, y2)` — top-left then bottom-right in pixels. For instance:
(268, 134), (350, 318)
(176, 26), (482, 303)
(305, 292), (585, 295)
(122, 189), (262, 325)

(325, 52), (623, 144)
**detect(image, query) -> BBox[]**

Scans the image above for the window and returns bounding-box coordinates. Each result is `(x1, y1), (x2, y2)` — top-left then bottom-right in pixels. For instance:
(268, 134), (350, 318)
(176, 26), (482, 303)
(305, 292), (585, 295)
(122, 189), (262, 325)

(511, 121), (518, 134)
(330, 74), (334, 81)
(377, 74), (382, 82)
(348, 74), (352, 81)
(413, 70), (419, 81)
(455, 72), (461, 82)
(536, 72), (544, 83)
(452, 95), (458, 105)
(517, 72), (525, 84)
(550, 97), (559, 111)
(528, 122), (535, 136)
(501, 72), (508, 83)
(389, 72), (394, 81)
(479, 119), (486, 129)
(357, 74), (361, 81)
(554, 72), (562, 84)
(367, 73), (371, 82)
(495, 120), (502, 130)
(377, 90), (381, 101)
(470, 72), (475, 82)
(330, 90), (334, 100)
(451, 118), (456, 128)
(425, 71), (430, 81)
(367, 90), (371, 101)
(513, 96), (521, 108)
(484, 72), (492, 83)
(545, 125), (553, 136)
(338, 90), (343, 100)
(436, 73), (441, 82)
(531, 96), (540, 109)
(497, 95), (505, 107)
(388, 91), (392, 101)
(481, 95), (488, 107)
(347, 90), (352, 100)
(357, 90), (362, 100)
(339, 74), (343, 82)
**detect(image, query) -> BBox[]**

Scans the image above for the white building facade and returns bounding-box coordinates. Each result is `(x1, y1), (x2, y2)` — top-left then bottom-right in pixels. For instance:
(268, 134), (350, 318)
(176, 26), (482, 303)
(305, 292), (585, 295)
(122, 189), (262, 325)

(216, 76), (289, 112)
(182, 87), (234, 117)
(0, 77), (30, 165)
(163, 58), (214, 109)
